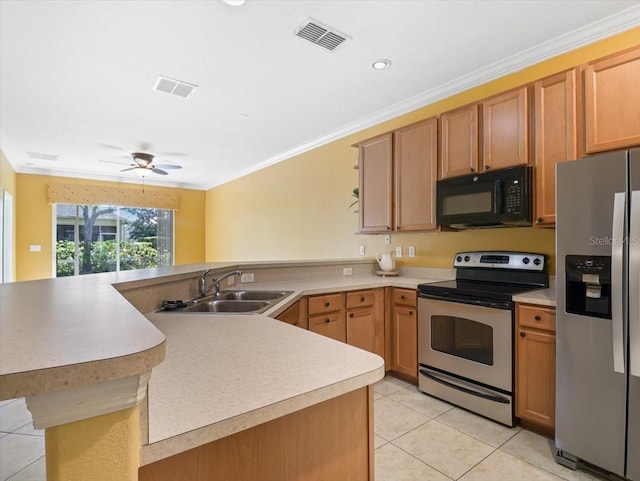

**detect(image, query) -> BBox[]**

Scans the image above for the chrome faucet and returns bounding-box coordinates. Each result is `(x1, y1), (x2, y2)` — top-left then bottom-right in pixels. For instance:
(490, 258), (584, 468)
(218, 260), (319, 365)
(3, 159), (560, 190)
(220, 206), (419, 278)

(199, 269), (242, 297)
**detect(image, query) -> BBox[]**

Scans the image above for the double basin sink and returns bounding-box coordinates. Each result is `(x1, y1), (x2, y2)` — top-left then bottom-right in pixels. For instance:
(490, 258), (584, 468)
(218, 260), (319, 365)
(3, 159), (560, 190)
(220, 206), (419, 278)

(160, 290), (293, 314)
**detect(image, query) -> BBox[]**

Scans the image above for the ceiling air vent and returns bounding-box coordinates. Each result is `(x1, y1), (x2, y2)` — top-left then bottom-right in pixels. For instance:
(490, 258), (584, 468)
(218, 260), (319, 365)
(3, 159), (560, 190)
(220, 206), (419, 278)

(153, 75), (198, 98)
(295, 18), (350, 52)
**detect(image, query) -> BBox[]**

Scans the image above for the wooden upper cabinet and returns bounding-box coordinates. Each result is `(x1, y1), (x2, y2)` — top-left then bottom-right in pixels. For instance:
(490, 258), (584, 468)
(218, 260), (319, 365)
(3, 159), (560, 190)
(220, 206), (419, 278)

(394, 117), (438, 231)
(482, 86), (529, 171)
(358, 133), (393, 233)
(439, 103), (480, 179)
(585, 46), (640, 153)
(533, 69), (578, 227)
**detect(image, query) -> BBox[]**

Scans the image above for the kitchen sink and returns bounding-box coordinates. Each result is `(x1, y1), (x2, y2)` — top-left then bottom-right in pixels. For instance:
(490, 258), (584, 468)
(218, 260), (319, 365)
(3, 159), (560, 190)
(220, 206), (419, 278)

(184, 299), (270, 313)
(158, 290), (293, 314)
(218, 290), (292, 301)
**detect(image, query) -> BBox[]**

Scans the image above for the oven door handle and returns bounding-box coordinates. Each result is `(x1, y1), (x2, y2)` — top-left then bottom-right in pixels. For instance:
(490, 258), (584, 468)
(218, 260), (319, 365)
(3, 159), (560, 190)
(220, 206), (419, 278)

(419, 369), (510, 404)
(418, 292), (513, 310)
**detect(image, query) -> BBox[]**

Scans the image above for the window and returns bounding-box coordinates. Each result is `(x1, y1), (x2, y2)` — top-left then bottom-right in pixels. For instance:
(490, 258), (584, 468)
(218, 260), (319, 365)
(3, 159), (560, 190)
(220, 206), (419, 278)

(55, 204), (173, 277)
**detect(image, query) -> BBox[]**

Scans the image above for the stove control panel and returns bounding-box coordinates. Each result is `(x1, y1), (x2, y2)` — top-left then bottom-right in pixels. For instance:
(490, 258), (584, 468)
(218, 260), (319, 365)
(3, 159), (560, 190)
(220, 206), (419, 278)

(453, 251), (546, 271)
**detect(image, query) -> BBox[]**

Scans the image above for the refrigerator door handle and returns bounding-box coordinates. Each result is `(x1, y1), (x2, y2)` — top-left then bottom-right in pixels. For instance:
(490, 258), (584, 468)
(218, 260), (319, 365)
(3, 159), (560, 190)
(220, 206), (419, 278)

(612, 192), (625, 374)
(630, 190), (640, 378)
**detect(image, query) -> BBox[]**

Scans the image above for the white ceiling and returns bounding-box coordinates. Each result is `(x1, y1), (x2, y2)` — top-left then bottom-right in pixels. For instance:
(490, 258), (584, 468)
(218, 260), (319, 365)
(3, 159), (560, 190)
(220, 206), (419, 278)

(1, 0), (639, 191)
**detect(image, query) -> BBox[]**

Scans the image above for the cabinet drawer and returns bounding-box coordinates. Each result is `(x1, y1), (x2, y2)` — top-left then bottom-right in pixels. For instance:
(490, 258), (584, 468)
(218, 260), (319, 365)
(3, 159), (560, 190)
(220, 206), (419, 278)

(308, 312), (345, 342)
(308, 293), (344, 315)
(346, 290), (375, 309)
(518, 304), (555, 331)
(392, 288), (416, 307)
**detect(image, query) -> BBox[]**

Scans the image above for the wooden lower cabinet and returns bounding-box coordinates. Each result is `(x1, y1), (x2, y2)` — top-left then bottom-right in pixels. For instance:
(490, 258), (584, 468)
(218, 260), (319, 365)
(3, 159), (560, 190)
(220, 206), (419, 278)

(307, 293), (346, 342)
(389, 288), (418, 382)
(275, 299), (308, 329)
(139, 387), (375, 481)
(346, 289), (385, 357)
(515, 303), (556, 431)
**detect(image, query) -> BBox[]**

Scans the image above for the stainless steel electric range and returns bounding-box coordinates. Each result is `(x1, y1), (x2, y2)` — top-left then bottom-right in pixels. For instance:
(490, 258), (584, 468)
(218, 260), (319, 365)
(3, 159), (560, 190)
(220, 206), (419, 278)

(417, 251), (548, 426)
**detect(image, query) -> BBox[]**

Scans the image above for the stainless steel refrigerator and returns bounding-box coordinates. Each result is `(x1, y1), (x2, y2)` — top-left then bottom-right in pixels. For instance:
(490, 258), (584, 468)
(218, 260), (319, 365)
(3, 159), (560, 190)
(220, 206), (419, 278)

(556, 148), (639, 480)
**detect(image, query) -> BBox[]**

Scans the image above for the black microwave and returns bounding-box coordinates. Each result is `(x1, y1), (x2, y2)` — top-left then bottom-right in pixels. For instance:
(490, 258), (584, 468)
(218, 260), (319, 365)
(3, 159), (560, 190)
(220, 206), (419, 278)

(436, 165), (532, 229)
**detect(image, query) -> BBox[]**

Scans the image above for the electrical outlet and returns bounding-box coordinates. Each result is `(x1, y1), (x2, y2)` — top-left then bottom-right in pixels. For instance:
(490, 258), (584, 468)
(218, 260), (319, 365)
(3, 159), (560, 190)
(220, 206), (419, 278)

(359, 245), (365, 256)
(408, 246), (416, 258)
(343, 267), (353, 276)
(240, 273), (255, 283)
(384, 234), (391, 245)
(396, 246), (403, 258)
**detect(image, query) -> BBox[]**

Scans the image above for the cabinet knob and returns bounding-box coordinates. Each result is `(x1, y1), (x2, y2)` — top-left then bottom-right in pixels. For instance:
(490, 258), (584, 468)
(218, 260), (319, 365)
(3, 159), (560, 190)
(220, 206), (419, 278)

(386, 226), (391, 230)
(349, 313), (354, 318)
(537, 217), (543, 223)
(520, 331), (526, 337)
(470, 167), (475, 172)
(325, 318), (331, 323)
(485, 165), (491, 170)
(534, 315), (541, 321)
(360, 297), (365, 302)
(324, 301), (330, 307)
(401, 295), (406, 300)
(409, 310), (413, 316)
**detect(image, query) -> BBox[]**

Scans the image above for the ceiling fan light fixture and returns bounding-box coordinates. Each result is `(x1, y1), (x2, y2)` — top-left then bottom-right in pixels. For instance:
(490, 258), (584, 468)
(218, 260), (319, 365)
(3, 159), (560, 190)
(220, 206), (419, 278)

(223, 0), (246, 5)
(372, 59), (392, 70)
(134, 167), (150, 178)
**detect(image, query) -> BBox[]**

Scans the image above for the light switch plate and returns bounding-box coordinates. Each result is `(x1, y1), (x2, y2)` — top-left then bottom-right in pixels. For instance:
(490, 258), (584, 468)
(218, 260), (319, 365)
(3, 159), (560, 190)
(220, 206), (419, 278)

(408, 246), (416, 257)
(395, 246), (403, 257)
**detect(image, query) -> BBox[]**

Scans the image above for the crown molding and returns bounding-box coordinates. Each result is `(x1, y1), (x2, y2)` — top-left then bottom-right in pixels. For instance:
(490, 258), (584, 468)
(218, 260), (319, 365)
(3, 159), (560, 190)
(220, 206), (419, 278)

(205, 6), (640, 189)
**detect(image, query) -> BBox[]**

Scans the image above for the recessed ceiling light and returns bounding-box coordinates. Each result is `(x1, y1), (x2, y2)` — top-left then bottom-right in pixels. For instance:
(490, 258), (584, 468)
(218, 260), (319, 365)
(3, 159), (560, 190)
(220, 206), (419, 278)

(372, 59), (392, 70)
(223, 0), (245, 5)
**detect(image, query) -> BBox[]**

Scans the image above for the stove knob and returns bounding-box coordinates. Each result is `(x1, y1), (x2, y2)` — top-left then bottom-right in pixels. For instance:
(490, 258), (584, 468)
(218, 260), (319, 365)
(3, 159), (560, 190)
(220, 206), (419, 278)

(533, 258), (542, 266)
(523, 257), (530, 265)
(464, 255), (470, 262)
(456, 256), (462, 262)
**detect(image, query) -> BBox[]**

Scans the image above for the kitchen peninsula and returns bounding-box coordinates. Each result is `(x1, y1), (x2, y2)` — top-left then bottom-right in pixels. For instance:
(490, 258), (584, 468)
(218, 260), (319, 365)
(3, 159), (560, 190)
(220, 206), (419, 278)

(0, 260), (440, 481)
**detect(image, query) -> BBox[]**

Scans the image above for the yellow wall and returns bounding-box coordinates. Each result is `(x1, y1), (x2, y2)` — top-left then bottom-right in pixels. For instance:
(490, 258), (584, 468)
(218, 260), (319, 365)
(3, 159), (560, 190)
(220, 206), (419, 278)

(206, 28), (640, 272)
(1, 150), (17, 281)
(15, 173), (205, 281)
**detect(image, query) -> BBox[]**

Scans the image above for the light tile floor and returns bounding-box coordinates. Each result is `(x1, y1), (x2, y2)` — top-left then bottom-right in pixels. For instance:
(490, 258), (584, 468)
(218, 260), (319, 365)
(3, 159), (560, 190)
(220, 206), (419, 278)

(0, 377), (604, 481)
(374, 376), (603, 481)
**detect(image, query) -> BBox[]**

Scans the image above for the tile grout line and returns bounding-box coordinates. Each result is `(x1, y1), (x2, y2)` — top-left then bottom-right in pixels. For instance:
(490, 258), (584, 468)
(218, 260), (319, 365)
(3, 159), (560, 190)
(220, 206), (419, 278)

(5, 454), (45, 481)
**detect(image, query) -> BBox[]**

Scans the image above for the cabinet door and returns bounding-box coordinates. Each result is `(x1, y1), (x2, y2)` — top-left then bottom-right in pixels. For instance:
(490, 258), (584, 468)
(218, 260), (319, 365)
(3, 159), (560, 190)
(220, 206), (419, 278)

(309, 313), (346, 342)
(391, 305), (417, 381)
(346, 307), (376, 353)
(276, 299), (307, 329)
(585, 46), (640, 153)
(394, 117), (438, 231)
(516, 327), (556, 429)
(440, 104), (480, 178)
(533, 69), (578, 227)
(482, 86), (529, 171)
(358, 133), (393, 233)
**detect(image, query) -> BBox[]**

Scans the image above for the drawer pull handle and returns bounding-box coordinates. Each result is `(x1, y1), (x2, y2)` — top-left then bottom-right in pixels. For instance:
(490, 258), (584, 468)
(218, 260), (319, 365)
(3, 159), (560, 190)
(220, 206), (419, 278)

(534, 315), (541, 321)
(520, 332), (526, 337)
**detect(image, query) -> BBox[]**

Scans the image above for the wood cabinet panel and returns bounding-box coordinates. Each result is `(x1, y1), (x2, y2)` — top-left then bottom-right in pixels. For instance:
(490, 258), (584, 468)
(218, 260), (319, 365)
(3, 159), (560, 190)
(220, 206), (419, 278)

(308, 293), (344, 315)
(392, 288), (416, 307)
(482, 86), (529, 171)
(439, 104), (480, 178)
(585, 46), (640, 153)
(358, 133), (393, 232)
(139, 387), (373, 481)
(346, 289), (384, 357)
(533, 69), (578, 227)
(515, 304), (556, 431)
(309, 313), (346, 342)
(391, 306), (417, 381)
(275, 299), (307, 329)
(394, 118), (438, 231)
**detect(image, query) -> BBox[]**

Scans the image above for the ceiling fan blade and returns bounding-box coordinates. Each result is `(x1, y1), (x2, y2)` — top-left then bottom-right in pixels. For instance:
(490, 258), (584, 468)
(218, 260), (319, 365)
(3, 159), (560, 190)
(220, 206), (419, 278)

(99, 143), (126, 151)
(152, 168), (169, 175)
(153, 163), (182, 170)
(120, 167), (137, 172)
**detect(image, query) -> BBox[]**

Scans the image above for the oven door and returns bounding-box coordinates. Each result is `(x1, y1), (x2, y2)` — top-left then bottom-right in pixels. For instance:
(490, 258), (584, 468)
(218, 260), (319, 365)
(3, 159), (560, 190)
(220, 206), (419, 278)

(417, 296), (512, 392)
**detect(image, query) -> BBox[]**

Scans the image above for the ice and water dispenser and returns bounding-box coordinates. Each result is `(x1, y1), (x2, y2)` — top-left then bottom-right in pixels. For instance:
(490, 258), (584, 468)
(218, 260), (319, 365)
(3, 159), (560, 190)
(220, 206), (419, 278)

(565, 255), (612, 319)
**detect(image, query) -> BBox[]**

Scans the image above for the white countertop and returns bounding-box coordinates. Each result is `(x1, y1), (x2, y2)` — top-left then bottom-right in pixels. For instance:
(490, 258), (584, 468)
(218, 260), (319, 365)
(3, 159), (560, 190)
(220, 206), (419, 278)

(513, 286), (556, 307)
(140, 274), (436, 464)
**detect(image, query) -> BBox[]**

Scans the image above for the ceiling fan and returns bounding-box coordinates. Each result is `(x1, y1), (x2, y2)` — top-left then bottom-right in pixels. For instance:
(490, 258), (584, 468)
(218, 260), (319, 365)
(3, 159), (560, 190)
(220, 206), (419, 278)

(99, 150), (183, 177)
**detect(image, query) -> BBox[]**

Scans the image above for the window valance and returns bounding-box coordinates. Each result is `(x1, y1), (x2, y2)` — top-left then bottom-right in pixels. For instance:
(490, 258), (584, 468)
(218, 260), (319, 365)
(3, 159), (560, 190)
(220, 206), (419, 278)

(47, 181), (179, 210)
